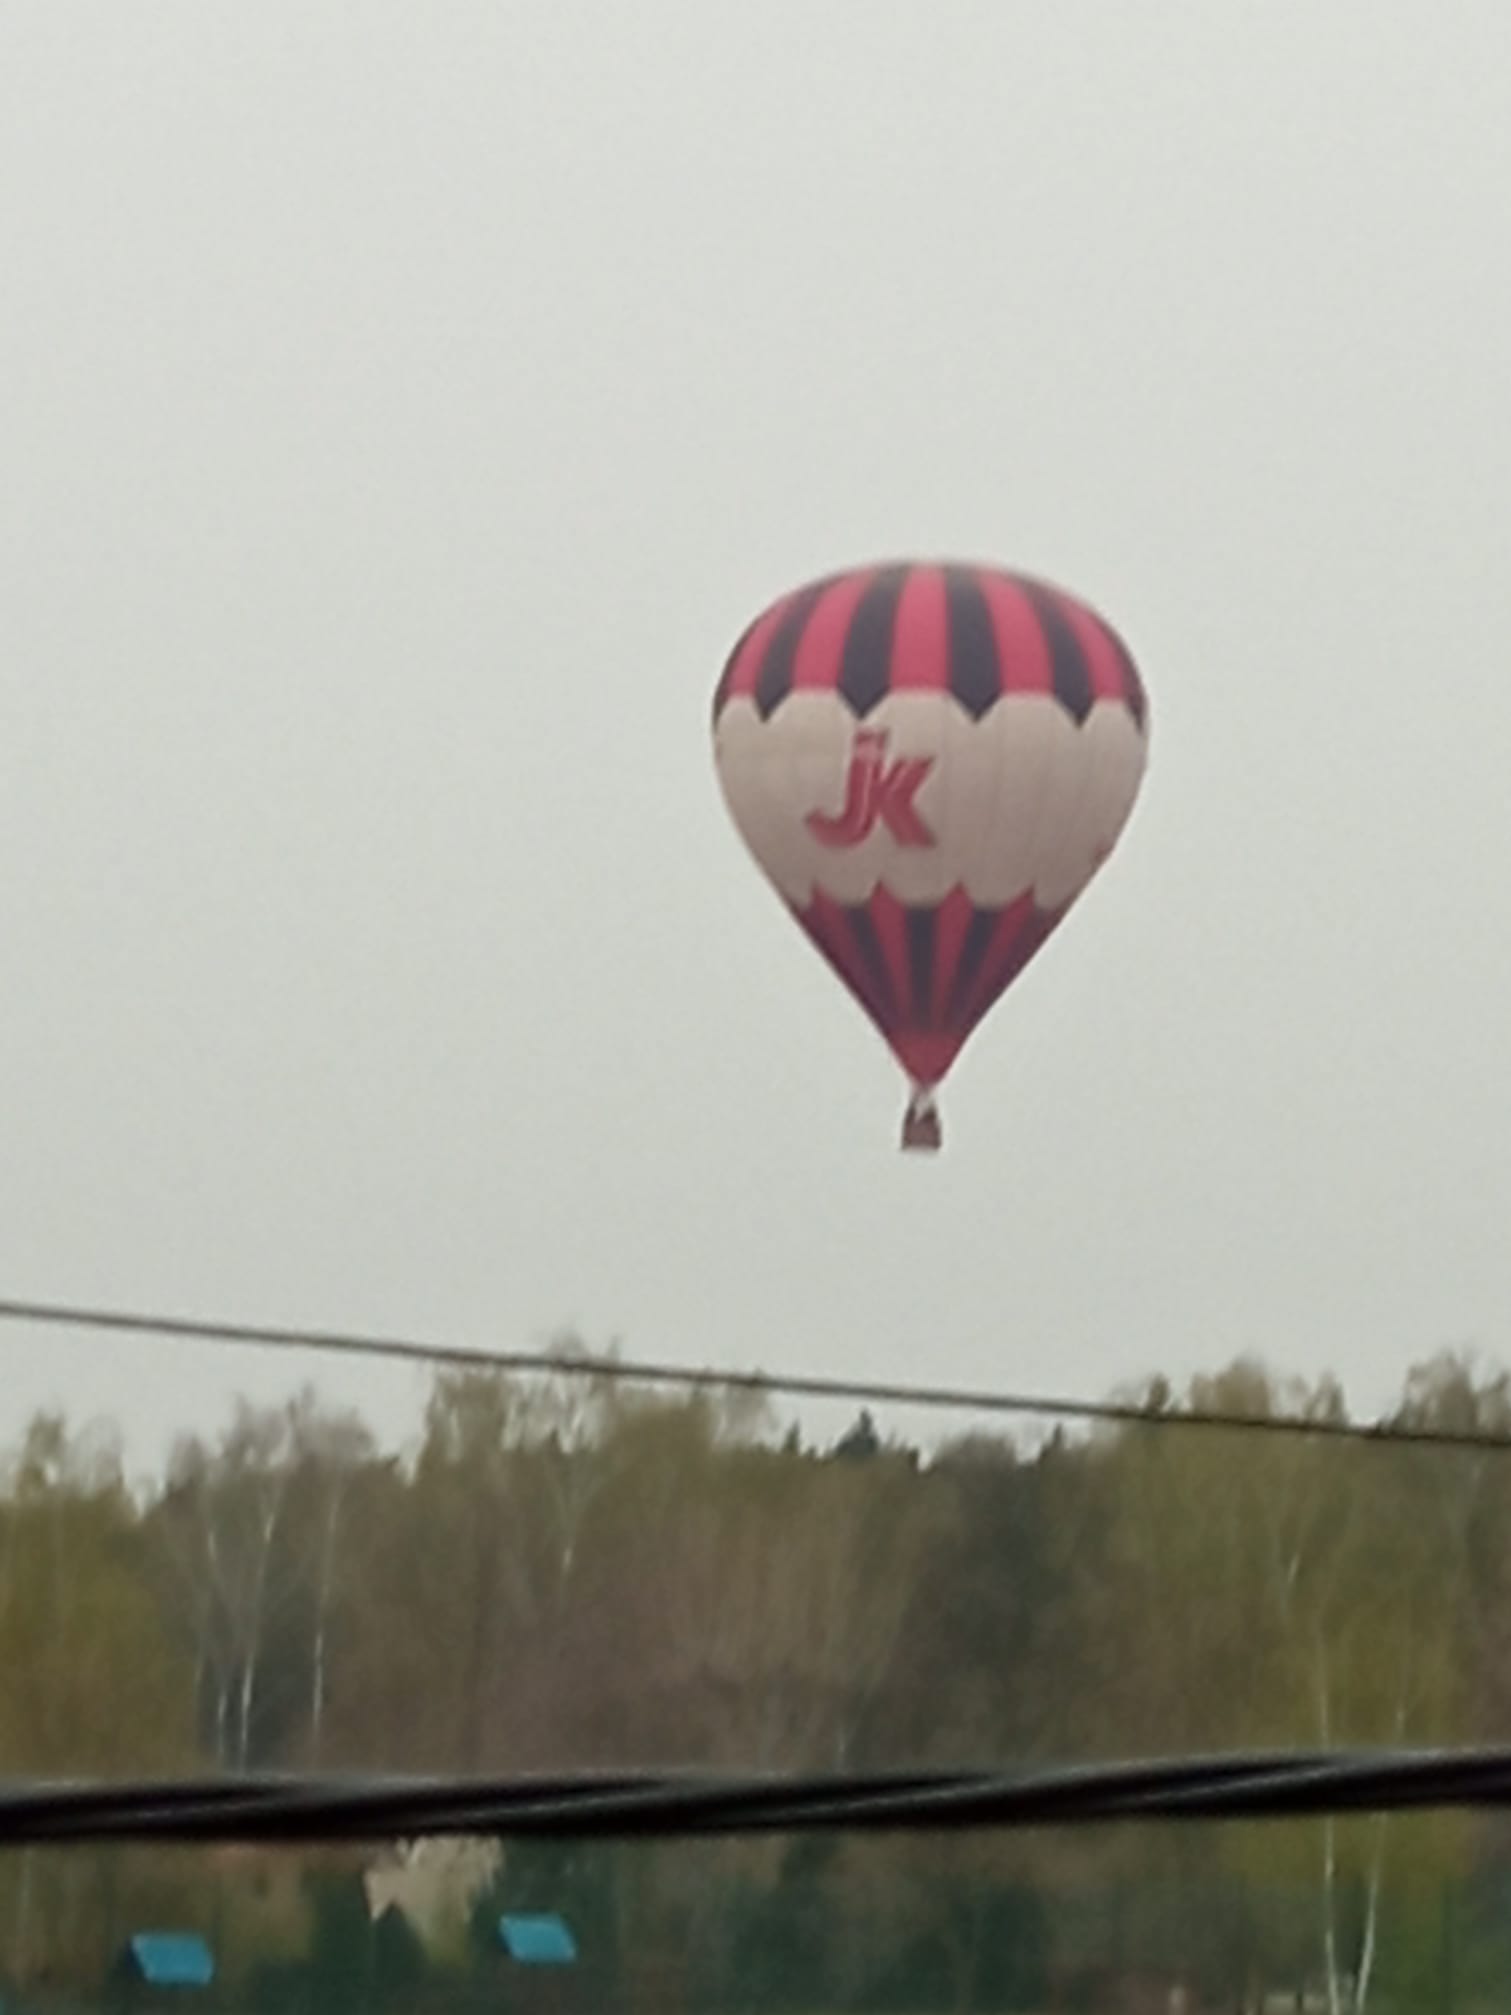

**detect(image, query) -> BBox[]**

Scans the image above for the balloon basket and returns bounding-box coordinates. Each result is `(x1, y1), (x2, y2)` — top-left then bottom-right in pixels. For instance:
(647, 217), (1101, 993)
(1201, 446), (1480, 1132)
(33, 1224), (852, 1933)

(901, 1087), (942, 1153)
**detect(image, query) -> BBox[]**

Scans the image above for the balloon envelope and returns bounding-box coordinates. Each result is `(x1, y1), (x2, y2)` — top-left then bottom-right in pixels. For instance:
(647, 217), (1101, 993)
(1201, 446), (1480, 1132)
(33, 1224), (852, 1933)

(711, 562), (1150, 1145)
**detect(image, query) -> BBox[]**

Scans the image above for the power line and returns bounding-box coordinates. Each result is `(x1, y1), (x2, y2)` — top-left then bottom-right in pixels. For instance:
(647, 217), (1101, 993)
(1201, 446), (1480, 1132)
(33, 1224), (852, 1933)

(0, 1294), (1501, 1455)
(3, 1748), (1511, 1844)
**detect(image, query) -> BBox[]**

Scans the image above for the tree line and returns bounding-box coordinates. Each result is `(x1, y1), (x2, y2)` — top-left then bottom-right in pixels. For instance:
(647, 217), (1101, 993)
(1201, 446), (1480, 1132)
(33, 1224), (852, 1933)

(2, 1345), (1511, 2011)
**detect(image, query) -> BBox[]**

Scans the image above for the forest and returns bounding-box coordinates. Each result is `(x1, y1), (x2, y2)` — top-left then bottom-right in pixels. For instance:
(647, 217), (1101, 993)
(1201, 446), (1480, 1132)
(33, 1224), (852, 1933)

(2, 1345), (1510, 2013)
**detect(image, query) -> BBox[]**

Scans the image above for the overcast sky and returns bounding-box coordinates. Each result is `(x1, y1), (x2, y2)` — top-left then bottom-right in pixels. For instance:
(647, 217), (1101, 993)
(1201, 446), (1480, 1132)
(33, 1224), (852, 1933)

(3, 4), (1510, 1473)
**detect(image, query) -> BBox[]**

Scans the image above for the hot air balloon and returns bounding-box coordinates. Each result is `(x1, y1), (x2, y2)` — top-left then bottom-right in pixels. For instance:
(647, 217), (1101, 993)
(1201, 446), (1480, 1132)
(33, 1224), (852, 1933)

(711, 562), (1149, 1150)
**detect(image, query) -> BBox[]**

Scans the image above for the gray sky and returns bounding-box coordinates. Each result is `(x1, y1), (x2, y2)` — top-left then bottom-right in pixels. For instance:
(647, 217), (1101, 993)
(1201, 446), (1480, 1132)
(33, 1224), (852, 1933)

(3, 3), (1510, 1473)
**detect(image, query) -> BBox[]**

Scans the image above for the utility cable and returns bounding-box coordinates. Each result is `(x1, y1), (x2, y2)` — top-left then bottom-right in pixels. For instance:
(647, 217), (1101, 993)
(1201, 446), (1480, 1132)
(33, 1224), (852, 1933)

(0, 1294), (1499, 1455)
(4, 1750), (1511, 1846)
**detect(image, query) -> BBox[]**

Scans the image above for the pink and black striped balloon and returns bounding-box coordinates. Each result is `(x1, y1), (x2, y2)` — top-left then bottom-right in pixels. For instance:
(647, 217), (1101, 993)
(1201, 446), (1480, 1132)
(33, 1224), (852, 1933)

(712, 562), (1150, 1149)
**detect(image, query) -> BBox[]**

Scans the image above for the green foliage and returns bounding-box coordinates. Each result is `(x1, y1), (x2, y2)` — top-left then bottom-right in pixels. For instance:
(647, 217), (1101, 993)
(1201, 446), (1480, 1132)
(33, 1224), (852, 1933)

(5, 1347), (1511, 2008)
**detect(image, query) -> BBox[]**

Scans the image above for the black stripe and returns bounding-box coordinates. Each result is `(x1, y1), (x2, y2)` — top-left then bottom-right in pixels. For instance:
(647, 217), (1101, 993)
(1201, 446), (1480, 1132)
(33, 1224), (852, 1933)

(837, 567), (908, 719)
(1102, 620), (1148, 730)
(944, 907), (998, 1033)
(944, 570), (1003, 719)
(754, 582), (828, 720)
(712, 617), (758, 724)
(1021, 582), (1094, 725)
(843, 905), (898, 1028)
(906, 908), (937, 1030)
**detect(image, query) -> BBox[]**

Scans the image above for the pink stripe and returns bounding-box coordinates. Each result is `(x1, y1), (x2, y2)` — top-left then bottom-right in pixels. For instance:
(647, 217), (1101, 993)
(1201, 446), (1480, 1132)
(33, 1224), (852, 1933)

(955, 895), (1048, 1036)
(930, 886), (975, 1029)
(867, 886), (912, 1024)
(797, 891), (890, 1043)
(1059, 595), (1127, 707)
(1104, 618), (1148, 722)
(976, 572), (1053, 696)
(891, 1030), (962, 1086)
(792, 571), (873, 693)
(889, 566), (950, 691)
(722, 594), (792, 704)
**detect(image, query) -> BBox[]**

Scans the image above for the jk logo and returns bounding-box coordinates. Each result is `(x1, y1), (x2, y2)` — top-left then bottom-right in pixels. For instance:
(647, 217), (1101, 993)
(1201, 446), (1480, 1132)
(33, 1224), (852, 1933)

(806, 729), (935, 848)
